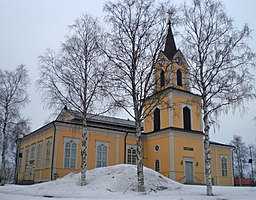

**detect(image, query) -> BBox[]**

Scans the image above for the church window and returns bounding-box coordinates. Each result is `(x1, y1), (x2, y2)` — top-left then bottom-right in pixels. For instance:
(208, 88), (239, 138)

(18, 149), (23, 172)
(25, 147), (29, 171)
(30, 144), (35, 160)
(155, 145), (160, 152)
(160, 70), (165, 87)
(177, 69), (182, 86)
(155, 159), (160, 172)
(64, 140), (77, 169)
(221, 156), (228, 176)
(96, 141), (109, 168)
(183, 106), (191, 130)
(127, 145), (136, 165)
(153, 108), (161, 132)
(37, 141), (42, 169)
(45, 138), (51, 168)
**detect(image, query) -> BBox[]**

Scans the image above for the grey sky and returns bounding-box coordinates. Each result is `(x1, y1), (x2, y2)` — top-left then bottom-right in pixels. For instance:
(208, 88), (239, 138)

(0, 0), (255, 145)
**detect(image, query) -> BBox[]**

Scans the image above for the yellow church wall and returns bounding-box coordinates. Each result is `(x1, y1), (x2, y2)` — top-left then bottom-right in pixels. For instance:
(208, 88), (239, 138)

(126, 136), (136, 146)
(17, 118), (233, 186)
(172, 94), (202, 132)
(87, 131), (117, 168)
(171, 61), (190, 91)
(143, 133), (170, 177)
(54, 125), (82, 179)
(155, 54), (171, 92)
(118, 135), (125, 164)
(144, 110), (153, 133)
(144, 95), (170, 133)
(211, 145), (233, 186)
(18, 125), (55, 182)
(160, 96), (170, 130)
(55, 126), (132, 175)
(173, 134), (204, 184)
(18, 123), (138, 183)
(144, 94), (202, 133)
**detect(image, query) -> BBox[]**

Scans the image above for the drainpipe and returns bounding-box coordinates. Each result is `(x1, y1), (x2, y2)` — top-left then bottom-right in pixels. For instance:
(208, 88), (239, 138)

(51, 122), (57, 181)
(124, 132), (128, 164)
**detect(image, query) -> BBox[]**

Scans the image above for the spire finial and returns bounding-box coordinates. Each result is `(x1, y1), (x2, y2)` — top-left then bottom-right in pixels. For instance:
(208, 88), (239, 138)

(167, 9), (173, 24)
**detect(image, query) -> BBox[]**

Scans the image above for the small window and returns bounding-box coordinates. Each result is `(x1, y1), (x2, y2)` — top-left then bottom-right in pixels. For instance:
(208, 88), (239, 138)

(127, 146), (136, 165)
(160, 70), (165, 87)
(155, 159), (160, 172)
(183, 106), (191, 130)
(177, 69), (182, 86)
(153, 108), (160, 132)
(155, 145), (160, 152)
(221, 156), (228, 177)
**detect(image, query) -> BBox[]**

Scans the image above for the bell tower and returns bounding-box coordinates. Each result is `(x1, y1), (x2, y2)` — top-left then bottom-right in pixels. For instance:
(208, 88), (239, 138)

(155, 12), (190, 94)
(145, 14), (202, 133)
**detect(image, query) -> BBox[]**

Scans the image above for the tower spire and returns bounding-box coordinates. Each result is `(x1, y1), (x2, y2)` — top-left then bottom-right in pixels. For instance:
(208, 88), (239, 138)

(163, 10), (177, 60)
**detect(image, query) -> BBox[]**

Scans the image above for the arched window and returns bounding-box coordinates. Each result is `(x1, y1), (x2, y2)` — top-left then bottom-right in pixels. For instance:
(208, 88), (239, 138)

(155, 159), (160, 172)
(96, 142), (108, 168)
(177, 69), (182, 86)
(25, 148), (29, 171)
(153, 108), (160, 132)
(160, 70), (165, 87)
(37, 141), (42, 169)
(45, 138), (51, 168)
(64, 140), (77, 169)
(127, 146), (136, 165)
(30, 145), (35, 160)
(221, 156), (228, 176)
(183, 106), (191, 130)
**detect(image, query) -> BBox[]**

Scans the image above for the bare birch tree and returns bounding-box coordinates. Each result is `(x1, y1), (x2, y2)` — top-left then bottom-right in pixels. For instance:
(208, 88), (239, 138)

(104, 0), (169, 192)
(180, 0), (256, 195)
(230, 135), (248, 186)
(38, 14), (108, 186)
(0, 65), (29, 186)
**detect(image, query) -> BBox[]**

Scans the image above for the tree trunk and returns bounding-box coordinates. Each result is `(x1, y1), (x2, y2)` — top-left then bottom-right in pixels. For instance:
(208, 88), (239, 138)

(80, 118), (88, 186)
(1, 122), (8, 186)
(135, 120), (145, 192)
(239, 158), (243, 186)
(203, 116), (213, 196)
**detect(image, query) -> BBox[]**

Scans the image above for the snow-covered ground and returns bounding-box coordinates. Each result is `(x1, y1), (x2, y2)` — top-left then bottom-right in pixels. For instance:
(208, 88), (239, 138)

(0, 164), (255, 200)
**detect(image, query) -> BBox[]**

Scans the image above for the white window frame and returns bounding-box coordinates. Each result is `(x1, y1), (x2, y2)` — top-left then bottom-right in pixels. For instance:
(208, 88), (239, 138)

(45, 138), (52, 168)
(221, 155), (228, 177)
(63, 137), (79, 169)
(126, 144), (137, 165)
(95, 141), (109, 168)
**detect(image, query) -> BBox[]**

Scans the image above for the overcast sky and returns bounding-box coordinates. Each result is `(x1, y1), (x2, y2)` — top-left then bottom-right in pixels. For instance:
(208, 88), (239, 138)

(0, 0), (255, 145)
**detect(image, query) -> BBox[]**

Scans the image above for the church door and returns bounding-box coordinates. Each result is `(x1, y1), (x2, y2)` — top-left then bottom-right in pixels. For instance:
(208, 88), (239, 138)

(185, 161), (194, 183)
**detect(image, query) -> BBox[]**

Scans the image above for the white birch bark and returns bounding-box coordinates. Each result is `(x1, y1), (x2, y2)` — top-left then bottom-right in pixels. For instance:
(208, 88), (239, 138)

(204, 123), (213, 195)
(80, 119), (88, 186)
(203, 98), (213, 196)
(135, 120), (145, 192)
(0, 121), (8, 186)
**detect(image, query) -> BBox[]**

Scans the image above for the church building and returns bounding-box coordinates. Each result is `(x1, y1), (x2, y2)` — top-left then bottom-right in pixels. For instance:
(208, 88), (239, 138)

(17, 21), (234, 186)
